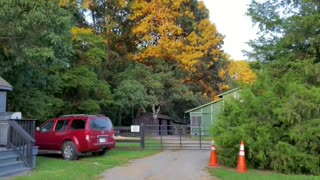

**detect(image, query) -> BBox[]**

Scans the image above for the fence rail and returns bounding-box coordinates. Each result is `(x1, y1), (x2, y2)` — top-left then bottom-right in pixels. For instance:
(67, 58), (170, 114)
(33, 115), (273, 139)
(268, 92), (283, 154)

(7, 120), (35, 168)
(15, 119), (36, 138)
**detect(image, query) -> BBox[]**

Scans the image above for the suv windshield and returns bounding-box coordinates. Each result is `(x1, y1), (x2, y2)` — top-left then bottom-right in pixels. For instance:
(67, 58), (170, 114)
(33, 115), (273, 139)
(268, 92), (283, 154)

(90, 118), (113, 131)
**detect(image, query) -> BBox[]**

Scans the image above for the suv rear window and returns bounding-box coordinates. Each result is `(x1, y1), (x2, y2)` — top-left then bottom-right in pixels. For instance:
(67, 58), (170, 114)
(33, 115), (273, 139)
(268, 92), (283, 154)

(90, 118), (113, 131)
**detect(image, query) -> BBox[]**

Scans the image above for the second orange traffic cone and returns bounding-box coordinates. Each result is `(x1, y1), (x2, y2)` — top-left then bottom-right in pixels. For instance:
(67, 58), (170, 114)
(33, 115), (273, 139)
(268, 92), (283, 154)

(208, 140), (219, 167)
(237, 140), (247, 173)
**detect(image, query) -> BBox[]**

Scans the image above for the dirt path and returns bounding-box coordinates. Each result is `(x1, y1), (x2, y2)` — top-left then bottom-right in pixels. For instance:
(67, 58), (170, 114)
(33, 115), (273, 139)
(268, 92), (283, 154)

(100, 150), (217, 180)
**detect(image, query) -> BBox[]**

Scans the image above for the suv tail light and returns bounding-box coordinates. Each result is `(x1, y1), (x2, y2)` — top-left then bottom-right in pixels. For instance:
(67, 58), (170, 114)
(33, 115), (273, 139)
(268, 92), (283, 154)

(85, 132), (90, 141)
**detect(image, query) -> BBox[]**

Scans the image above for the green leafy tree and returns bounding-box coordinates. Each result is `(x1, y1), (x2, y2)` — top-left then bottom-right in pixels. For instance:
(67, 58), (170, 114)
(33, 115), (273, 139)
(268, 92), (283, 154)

(0, 0), (73, 120)
(114, 79), (149, 125)
(113, 62), (204, 125)
(213, 0), (320, 175)
(60, 66), (112, 114)
(60, 26), (113, 115)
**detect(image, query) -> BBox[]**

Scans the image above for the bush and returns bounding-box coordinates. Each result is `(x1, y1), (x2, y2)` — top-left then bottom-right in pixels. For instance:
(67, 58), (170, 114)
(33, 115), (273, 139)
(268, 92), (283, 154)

(212, 77), (320, 175)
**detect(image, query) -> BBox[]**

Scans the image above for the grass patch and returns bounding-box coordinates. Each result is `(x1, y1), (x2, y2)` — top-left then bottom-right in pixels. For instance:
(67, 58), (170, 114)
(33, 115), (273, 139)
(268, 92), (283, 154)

(14, 150), (159, 180)
(116, 142), (141, 148)
(191, 136), (213, 141)
(144, 139), (161, 150)
(208, 167), (320, 180)
(116, 139), (160, 150)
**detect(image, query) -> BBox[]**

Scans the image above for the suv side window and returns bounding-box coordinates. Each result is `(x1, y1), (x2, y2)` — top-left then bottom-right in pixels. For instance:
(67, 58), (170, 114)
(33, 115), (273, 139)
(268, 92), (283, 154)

(71, 119), (86, 130)
(55, 119), (69, 132)
(41, 120), (55, 133)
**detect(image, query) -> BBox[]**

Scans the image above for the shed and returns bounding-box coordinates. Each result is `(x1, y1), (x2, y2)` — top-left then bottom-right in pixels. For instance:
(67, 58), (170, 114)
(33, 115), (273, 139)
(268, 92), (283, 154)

(185, 88), (240, 136)
(134, 112), (186, 135)
(0, 77), (12, 113)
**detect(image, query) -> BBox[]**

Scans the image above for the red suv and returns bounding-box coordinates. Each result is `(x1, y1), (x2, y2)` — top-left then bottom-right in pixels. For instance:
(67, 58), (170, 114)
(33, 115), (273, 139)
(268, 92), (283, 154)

(35, 114), (116, 160)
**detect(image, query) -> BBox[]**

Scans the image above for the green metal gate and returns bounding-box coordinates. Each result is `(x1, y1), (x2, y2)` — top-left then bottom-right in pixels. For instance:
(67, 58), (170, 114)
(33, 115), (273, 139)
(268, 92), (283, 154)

(114, 124), (212, 151)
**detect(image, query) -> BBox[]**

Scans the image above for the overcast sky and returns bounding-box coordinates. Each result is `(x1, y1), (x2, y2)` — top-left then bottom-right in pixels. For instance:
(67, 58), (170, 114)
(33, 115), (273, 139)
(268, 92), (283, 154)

(202, 0), (259, 60)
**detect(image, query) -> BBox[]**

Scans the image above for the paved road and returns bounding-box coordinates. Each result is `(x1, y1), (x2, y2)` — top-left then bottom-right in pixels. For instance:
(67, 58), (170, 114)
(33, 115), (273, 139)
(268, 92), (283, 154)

(100, 150), (217, 180)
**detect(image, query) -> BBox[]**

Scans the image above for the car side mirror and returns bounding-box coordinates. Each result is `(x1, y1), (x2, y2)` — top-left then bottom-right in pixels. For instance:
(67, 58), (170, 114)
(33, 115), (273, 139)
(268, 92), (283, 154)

(36, 127), (40, 131)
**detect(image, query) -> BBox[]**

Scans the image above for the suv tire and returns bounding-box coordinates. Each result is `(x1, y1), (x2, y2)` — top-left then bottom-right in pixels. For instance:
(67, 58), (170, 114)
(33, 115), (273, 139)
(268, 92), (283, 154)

(62, 141), (78, 160)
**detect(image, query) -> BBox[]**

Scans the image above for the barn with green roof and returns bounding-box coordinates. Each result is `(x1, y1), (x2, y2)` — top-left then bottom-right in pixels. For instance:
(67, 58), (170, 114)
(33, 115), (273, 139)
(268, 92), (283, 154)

(185, 88), (240, 136)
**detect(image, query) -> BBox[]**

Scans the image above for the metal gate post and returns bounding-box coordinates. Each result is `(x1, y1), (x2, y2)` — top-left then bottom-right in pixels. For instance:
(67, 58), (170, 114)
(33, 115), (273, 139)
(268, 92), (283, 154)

(179, 125), (182, 148)
(160, 125), (163, 151)
(140, 123), (144, 150)
(199, 125), (202, 150)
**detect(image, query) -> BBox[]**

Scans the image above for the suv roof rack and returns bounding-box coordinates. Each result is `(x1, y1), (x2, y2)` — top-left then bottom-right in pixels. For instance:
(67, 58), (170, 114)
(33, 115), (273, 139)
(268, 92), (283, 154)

(59, 114), (89, 117)
(59, 114), (106, 118)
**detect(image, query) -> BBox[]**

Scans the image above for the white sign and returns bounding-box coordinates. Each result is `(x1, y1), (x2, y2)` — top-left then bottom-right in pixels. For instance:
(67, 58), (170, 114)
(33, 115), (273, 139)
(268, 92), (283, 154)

(131, 125), (140, 132)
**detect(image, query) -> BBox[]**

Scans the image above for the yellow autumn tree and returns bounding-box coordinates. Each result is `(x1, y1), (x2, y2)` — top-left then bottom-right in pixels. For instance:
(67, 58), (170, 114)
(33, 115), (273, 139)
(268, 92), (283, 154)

(228, 60), (257, 84)
(130, 0), (228, 99)
(130, 0), (185, 63)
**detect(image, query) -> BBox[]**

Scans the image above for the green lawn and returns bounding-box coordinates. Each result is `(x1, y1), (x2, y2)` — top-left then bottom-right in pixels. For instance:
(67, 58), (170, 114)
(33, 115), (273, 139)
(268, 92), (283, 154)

(208, 167), (320, 180)
(14, 150), (159, 180)
(116, 139), (161, 150)
(191, 136), (214, 141)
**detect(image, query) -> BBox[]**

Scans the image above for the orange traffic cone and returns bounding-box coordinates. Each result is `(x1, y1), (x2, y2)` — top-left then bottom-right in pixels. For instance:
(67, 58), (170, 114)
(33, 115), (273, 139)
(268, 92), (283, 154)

(237, 140), (247, 173)
(208, 140), (219, 167)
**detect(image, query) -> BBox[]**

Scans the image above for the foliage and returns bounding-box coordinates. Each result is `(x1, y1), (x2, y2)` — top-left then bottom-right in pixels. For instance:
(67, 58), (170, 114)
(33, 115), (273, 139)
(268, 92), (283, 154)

(113, 62), (203, 124)
(0, 0), (73, 120)
(213, 0), (320, 175)
(1, 0), (228, 125)
(60, 66), (113, 114)
(59, 26), (113, 115)
(227, 60), (257, 85)
(213, 82), (320, 174)
(130, 0), (228, 98)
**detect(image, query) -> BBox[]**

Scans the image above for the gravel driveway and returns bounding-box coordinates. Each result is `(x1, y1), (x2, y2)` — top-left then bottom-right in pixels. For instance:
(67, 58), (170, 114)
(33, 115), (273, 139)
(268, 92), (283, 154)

(100, 150), (217, 180)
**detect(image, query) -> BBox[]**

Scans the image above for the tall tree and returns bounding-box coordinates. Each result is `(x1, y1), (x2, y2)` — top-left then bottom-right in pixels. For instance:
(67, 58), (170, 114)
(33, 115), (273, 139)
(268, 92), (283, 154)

(59, 25), (114, 114)
(213, 0), (320, 175)
(113, 62), (201, 124)
(129, 0), (228, 99)
(0, 0), (73, 120)
(227, 60), (257, 85)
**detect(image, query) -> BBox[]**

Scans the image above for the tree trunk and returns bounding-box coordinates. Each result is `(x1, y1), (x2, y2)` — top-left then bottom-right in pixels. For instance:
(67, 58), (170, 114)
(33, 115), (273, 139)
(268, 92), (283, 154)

(91, 8), (96, 33)
(131, 103), (134, 125)
(152, 104), (161, 120)
(118, 109), (122, 126)
(134, 107), (143, 125)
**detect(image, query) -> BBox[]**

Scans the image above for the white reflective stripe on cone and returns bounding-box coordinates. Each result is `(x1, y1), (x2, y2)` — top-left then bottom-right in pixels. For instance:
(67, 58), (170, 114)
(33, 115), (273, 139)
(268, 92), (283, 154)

(239, 151), (245, 156)
(240, 144), (245, 151)
(211, 146), (216, 151)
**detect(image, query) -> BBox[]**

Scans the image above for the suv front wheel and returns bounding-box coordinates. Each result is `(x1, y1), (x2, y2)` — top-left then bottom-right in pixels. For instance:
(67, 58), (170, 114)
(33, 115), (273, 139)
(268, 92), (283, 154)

(62, 141), (78, 160)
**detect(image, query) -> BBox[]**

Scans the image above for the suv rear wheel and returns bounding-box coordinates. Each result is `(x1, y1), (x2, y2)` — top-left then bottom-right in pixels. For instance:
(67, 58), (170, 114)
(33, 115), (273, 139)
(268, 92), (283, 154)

(62, 141), (78, 160)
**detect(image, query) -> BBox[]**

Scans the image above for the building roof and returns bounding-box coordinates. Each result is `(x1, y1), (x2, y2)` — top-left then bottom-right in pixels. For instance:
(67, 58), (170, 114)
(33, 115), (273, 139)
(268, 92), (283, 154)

(137, 112), (186, 124)
(218, 87), (240, 97)
(185, 99), (222, 113)
(185, 88), (240, 113)
(0, 77), (12, 91)
(157, 114), (174, 120)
